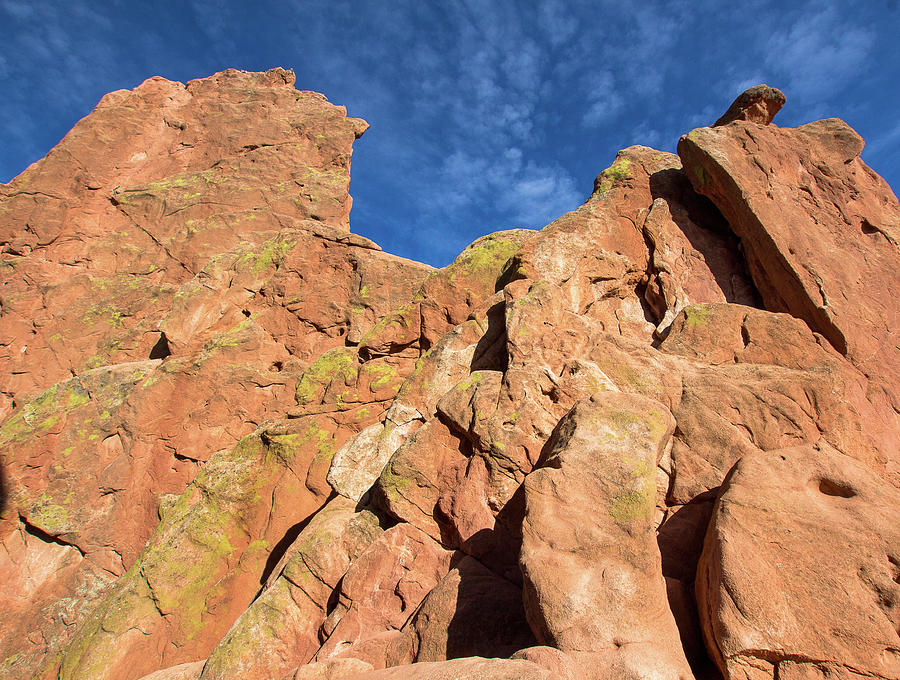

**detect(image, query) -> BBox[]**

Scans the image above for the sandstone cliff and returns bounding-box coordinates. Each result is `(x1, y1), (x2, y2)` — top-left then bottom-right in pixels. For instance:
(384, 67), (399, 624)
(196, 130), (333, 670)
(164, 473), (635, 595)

(1, 71), (898, 680)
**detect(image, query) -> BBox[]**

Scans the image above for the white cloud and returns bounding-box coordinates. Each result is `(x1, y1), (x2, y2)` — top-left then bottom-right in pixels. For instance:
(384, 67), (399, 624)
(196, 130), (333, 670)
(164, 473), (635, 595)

(0, 0), (33, 20)
(581, 70), (625, 126)
(766, 2), (872, 105)
(423, 148), (580, 228)
(537, 0), (579, 47)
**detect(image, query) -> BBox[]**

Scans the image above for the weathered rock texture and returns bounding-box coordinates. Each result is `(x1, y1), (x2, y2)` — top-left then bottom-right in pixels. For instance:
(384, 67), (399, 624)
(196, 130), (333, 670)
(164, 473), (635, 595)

(2, 77), (899, 680)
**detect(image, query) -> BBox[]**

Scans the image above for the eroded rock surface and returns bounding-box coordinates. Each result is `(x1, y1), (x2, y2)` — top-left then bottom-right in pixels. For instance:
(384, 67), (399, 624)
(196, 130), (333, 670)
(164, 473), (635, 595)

(697, 443), (900, 680)
(2, 75), (899, 680)
(520, 392), (694, 680)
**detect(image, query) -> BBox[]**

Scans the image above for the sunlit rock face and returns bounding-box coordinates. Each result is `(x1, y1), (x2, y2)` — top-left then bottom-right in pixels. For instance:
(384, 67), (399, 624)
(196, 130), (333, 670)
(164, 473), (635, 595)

(2, 77), (899, 680)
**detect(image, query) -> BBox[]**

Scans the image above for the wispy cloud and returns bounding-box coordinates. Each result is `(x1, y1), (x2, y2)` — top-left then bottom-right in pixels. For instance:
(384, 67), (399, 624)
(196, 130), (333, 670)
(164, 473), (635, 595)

(1, 0), (896, 262)
(582, 71), (625, 127)
(865, 121), (900, 162)
(765, 1), (872, 106)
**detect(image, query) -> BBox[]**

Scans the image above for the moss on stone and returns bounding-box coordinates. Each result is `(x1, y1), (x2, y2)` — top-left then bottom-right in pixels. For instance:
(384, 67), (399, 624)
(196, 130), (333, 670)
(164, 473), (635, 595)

(376, 460), (411, 505)
(0, 379), (90, 446)
(28, 499), (70, 534)
(684, 303), (716, 328)
(358, 302), (418, 350)
(201, 319), (255, 354)
(448, 233), (523, 288)
(455, 371), (484, 391)
(595, 157), (633, 195)
(361, 361), (399, 391)
(236, 234), (297, 275)
(295, 347), (358, 405)
(609, 478), (656, 524)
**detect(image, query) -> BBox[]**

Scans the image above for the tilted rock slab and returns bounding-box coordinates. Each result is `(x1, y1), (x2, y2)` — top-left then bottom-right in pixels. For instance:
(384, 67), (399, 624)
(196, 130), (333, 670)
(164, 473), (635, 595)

(678, 114), (900, 411)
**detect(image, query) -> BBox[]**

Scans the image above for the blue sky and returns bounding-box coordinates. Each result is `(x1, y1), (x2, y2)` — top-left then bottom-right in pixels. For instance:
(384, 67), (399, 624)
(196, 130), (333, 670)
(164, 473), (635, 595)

(1, 1), (898, 266)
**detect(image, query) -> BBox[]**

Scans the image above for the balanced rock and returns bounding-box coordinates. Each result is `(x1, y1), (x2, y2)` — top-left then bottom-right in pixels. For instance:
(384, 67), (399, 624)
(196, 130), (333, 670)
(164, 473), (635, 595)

(714, 84), (786, 126)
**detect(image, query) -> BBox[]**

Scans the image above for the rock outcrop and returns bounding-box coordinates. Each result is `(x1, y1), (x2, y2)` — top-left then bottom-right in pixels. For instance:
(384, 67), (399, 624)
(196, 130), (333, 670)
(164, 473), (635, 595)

(2, 77), (898, 680)
(697, 442), (900, 680)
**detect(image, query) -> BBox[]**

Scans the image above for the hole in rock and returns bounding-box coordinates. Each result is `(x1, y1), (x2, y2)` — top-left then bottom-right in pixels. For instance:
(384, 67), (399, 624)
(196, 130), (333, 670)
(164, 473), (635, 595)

(148, 332), (171, 360)
(271, 361), (283, 372)
(860, 219), (879, 235)
(242, 309), (251, 317)
(817, 478), (856, 498)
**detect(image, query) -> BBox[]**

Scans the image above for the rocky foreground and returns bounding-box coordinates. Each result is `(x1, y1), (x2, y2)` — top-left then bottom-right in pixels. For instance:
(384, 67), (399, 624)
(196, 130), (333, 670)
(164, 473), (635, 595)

(1, 70), (899, 680)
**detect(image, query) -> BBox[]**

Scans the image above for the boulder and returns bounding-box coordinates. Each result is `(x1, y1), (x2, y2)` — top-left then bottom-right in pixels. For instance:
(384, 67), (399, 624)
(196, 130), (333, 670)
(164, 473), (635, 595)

(697, 443), (900, 680)
(520, 392), (694, 680)
(714, 84), (786, 126)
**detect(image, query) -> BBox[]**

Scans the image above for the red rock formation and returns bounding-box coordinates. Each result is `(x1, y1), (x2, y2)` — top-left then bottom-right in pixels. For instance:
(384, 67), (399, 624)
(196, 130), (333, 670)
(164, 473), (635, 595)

(2, 78), (899, 680)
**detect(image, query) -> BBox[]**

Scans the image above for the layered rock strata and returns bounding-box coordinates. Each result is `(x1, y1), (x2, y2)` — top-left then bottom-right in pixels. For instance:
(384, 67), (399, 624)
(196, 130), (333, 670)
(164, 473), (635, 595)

(1, 75), (898, 680)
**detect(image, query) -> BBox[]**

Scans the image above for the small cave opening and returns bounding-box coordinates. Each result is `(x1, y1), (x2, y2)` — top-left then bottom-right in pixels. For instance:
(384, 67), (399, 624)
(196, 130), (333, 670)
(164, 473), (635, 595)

(860, 218), (879, 236)
(149, 332), (172, 360)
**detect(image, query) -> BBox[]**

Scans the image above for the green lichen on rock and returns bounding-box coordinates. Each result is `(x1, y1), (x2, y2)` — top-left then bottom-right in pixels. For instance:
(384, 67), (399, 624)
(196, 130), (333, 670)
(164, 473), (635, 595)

(375, 458), (413, 508)
(683, 303), (717, 328)
(26, 495), (72, 534)
(455, 371), (485, 391)
(594, 157), (633, 195)
(447, 232), (528, 289)
(361, 360), (400, 391)
(300, 166), (347, 188)
(81, 302), (127, 328)
(609, 477), (656, 524)
(397, 348), (434, 400)
(0, 378), (90, 447)
(201, 318), (256, 355)
(56, 423), (309, 678)
(234, 233), (297, 275)
(295, 347), (359, 405)
(358, 302), (418, 353)
(271, 420), (337, 478)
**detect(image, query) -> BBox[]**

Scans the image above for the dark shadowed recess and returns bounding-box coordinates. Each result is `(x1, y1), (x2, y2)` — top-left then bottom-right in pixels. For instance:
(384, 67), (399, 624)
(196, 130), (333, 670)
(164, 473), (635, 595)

(256, 492), (338, 592)
(649, 168), (762, 309)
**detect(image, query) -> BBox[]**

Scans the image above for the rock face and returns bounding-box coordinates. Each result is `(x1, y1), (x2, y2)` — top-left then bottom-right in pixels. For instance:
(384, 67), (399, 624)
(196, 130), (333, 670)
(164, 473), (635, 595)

(2, 74), (899, 680)
(697, 443), (900, 680)
(520, 393), (694, 680)
(679, 107), (900, 414)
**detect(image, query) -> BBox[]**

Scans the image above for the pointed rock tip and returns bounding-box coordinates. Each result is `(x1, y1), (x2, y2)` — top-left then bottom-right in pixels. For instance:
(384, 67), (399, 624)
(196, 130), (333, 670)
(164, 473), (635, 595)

(714, 84), (786, 127)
